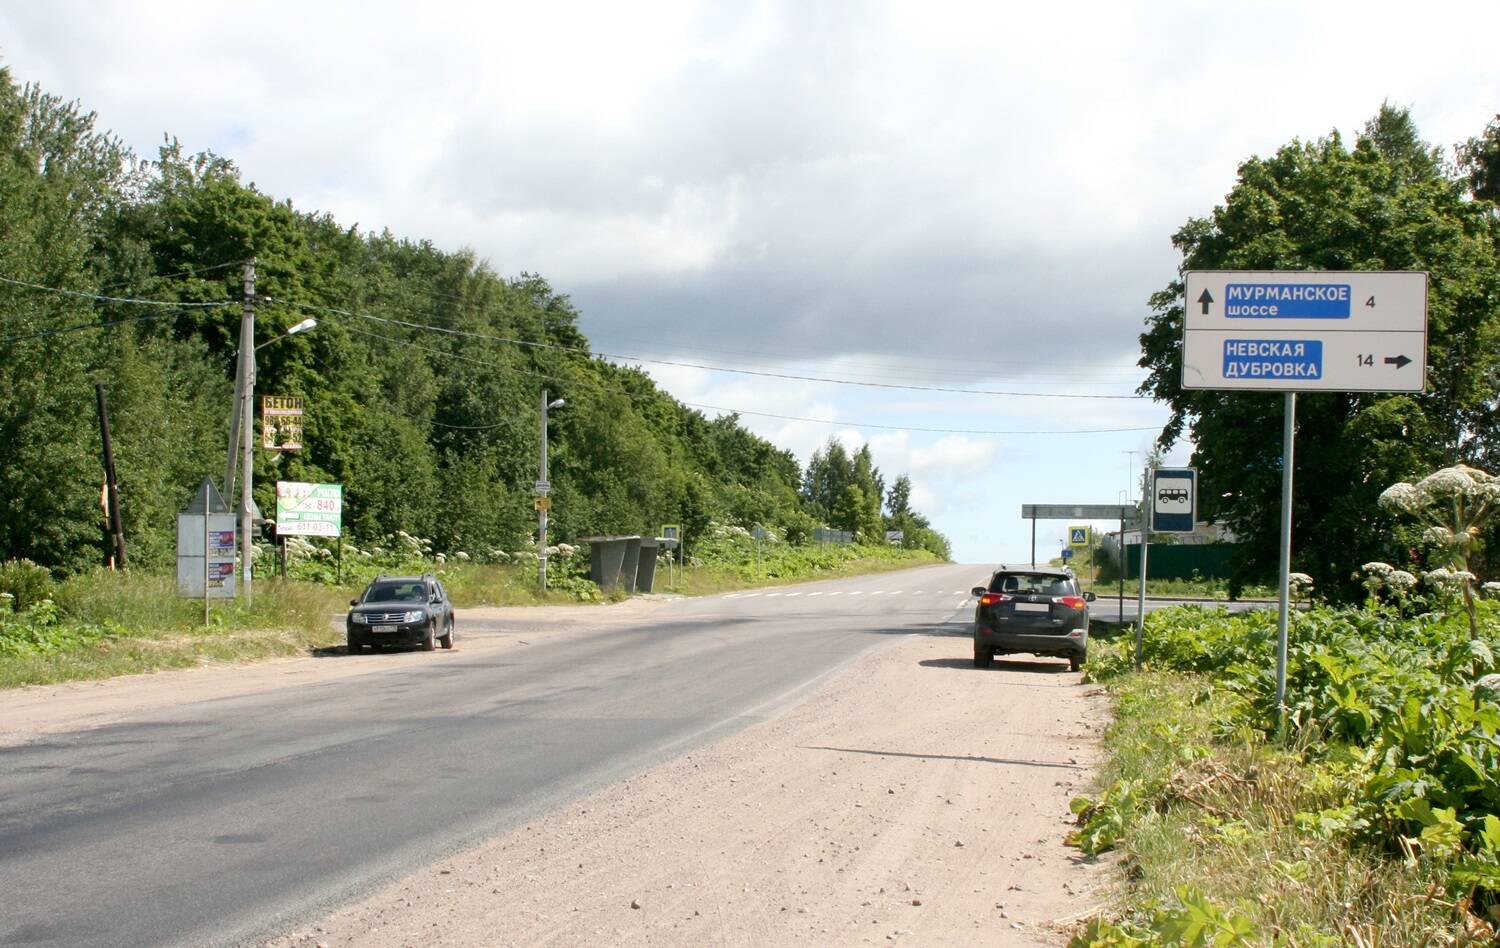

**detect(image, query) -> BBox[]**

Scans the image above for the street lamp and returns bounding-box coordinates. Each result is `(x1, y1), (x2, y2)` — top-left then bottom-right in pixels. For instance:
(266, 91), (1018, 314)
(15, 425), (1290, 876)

(539, 391), (565, 591)
(255, 317), (317, 351)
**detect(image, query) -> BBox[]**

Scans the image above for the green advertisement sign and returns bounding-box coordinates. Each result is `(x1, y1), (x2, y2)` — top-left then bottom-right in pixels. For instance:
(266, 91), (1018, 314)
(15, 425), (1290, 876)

(275, 481), (343, 537)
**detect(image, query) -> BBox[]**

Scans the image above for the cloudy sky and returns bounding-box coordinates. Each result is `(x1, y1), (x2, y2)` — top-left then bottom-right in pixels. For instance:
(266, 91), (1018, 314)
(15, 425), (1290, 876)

(4, 1), (1497, 563)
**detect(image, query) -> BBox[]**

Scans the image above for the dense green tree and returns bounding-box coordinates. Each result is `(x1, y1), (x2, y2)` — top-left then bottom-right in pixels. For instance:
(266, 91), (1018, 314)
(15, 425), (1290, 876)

(0, 71), (132, 570)
(1140, 106), (1500, 599)
(0, 69), (951, 572)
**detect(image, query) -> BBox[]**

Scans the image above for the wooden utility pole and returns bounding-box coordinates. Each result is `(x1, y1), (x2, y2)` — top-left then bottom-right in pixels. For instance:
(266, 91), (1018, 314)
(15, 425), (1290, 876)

(94, 383), (126, 569)
(239, 258), (256, 604)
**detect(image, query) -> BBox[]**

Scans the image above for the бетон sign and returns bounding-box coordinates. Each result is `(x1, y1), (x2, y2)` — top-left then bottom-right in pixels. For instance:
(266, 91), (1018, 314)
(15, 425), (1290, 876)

(1182, 271), (1427, 392)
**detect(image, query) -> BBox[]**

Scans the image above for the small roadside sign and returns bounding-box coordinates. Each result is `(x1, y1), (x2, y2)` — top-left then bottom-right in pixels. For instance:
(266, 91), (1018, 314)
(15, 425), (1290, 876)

(661, 524), (680, 541)
(533, 496), (551, 511)
(1151, 469), (1196, 534)
(1068, 526), (1089, 547)
(1061, 548), (1074, 561)
(534, 479), (551, 495)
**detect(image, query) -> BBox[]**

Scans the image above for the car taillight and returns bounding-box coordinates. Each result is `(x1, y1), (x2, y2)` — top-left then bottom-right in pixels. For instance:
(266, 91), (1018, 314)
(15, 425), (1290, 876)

(1055, 595), (1086, 610)
(979, 593), (1007, 607)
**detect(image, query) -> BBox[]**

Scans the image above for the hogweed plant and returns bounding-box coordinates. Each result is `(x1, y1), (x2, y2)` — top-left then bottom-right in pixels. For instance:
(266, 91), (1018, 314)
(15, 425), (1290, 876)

(1379, 465), (1498, 666)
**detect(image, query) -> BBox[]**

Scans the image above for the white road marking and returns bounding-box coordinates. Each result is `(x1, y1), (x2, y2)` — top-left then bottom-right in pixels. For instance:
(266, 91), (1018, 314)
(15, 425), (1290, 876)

(826, 591), (842, 597)
(806, 592), (823, 597)
(868, 591), (883, 596)
(845, 591), (861, 596)
(784, 592), (801, 597)
(740, 593), (761, 598)
(765, 592), (782, 597)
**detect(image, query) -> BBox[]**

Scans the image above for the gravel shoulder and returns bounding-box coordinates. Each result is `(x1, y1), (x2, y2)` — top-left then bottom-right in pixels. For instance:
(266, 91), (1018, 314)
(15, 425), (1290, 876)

(266, 630), (1111, 947)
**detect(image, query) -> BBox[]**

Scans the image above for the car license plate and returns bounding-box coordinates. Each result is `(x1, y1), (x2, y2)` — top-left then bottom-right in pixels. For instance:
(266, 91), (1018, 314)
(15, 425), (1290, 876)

(1013, 603), (1050, 613)
(372, 624), (398, 633)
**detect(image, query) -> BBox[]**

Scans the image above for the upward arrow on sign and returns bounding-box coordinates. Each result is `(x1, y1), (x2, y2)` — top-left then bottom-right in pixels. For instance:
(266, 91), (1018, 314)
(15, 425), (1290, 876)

(1197, 289), (1214, 314)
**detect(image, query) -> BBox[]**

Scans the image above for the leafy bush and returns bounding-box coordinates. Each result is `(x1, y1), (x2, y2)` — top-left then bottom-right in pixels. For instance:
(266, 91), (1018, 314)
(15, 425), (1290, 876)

(1080, 599), (1500, 935)
(0, 558), (56, 611)
(0, 599), (123, 656)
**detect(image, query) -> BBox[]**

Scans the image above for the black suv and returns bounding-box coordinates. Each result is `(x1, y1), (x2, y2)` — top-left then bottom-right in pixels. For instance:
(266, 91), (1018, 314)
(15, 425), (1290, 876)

(970, 566), (1094, 671)
(346, 574), (455, 653)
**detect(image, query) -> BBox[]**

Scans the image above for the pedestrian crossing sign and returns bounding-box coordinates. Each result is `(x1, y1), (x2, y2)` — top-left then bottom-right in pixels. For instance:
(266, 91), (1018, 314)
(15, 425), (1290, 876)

(1068, 526), (1089, 548)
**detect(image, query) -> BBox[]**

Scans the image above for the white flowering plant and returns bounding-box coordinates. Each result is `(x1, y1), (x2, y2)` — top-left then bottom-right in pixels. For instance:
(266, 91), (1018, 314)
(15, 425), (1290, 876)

(1379, 464), (1498, 652)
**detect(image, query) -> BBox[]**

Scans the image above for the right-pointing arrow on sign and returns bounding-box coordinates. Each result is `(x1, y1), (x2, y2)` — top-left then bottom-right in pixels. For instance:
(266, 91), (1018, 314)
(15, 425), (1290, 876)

(1384, 355), (1413, 369)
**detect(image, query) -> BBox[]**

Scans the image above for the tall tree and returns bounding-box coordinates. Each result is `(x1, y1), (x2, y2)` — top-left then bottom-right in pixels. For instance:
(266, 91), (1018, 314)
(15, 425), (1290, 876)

(0, 71), (132, 570)
(1139, 106), (1500, 599)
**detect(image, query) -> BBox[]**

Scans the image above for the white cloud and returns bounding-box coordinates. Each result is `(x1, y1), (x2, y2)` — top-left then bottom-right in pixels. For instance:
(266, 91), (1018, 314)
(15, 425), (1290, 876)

(3, 0), (1496, 562)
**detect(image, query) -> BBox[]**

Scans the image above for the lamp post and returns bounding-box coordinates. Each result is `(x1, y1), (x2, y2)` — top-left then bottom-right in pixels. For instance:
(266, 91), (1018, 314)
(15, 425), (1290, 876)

(539, 390), (565, 591)
(225, 261), (316, 606)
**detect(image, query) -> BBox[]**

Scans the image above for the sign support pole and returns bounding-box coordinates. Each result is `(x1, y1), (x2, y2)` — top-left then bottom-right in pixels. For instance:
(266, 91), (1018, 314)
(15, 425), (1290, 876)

(1030, 515), (1036, 567)
(1134, 464), (1151, 669)
(1276, 392), (1296, 738)
(1117, 512), (1125, 623)
(203, 510), (211, 627)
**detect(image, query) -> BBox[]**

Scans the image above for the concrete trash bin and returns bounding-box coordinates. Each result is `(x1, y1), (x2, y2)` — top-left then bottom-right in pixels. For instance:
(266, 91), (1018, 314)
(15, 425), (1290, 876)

(582, 536), (643, 594)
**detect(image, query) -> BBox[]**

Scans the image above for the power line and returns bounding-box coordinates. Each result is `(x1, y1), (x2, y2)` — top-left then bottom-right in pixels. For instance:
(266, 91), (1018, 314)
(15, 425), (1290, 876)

(401, 280), (1144, 380)
(679, 402), (1162, 437)
(1, 312), (179, 344)
(94, 258), (251, 292)
(0, 275), (238, 309)
(330, 320), (1161, 437)
(280, 298), (1149, 401)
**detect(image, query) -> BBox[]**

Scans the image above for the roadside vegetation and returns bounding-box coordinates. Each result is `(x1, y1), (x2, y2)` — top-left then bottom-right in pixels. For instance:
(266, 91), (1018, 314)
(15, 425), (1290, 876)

(1069, 589), (1500, 944)
(0, 525), (939, 688)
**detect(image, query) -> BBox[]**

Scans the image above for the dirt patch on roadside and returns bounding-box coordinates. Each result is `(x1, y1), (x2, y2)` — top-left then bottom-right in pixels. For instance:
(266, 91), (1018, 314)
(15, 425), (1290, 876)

(268, 633), (1110, 947)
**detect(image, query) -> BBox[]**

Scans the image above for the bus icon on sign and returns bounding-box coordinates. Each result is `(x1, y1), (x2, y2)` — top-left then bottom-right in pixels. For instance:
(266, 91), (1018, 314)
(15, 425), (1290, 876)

(1158, 488), (1190, 506)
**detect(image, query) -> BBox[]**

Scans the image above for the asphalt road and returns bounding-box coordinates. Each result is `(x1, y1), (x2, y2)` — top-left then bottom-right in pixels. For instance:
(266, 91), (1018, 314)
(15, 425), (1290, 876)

(0, 564), (996, 948)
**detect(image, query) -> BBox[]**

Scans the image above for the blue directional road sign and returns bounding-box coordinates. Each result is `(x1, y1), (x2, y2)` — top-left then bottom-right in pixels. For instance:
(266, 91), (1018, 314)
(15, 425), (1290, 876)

(1182, 271), (1427, 392)
(1151, 468), (1196, 534)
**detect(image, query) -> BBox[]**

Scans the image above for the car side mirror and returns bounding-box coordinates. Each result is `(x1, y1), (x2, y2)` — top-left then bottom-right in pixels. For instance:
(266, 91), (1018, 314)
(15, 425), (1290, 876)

(1083, 592), (1096, 602)
(970, 586), (987, 597)
(349, 599), (358, 607)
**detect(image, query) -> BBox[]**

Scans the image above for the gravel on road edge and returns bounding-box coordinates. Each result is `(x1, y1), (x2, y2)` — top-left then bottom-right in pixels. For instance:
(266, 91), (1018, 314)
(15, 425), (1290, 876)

(266, 631), (1111, 947)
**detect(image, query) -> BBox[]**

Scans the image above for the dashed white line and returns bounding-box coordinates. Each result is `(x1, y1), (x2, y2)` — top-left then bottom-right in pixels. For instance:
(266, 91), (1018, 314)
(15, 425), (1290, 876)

(784, 592), (801, 597)
(765, 592), (782, 597)
(845, 591), (861, 596)
(806, 592), (823, 597)
(740, 593), (761, 598)
(826, 591), (842, 597)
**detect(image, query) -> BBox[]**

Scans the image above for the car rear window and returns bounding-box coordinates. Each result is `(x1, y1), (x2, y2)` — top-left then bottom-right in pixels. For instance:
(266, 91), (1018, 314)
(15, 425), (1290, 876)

(989, 573), (1074, 596)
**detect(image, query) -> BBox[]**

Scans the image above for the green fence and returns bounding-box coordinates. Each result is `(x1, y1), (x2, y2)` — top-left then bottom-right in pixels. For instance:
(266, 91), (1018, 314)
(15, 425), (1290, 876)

(1123, 543), (1237, 581)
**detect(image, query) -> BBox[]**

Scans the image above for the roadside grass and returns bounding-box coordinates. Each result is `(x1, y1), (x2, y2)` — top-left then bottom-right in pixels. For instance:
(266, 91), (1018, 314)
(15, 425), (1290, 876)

(1070, 660), (1470, 944)
(1, 572), (348, 689)
(657, 549), (943, 596)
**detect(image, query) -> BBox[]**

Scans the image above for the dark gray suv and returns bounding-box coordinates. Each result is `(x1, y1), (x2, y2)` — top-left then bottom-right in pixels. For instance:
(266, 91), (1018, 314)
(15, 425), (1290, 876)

(346, 574), (455, 653)
(970, 566), (1093, 671)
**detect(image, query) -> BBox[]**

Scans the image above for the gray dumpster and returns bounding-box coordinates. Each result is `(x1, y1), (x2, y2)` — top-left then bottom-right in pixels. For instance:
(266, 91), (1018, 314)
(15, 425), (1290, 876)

(582, 536), (643, 594)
